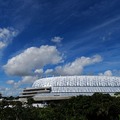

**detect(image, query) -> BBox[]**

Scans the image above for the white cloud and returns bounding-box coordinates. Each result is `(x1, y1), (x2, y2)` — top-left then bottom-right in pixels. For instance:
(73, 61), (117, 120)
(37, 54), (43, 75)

(104, 70), (113, 76)
(3, 45), (63, 76)
(6, 80), (15, 85)
(51, 36), (63, 43)
(99, 70), (113, 76)
(113, 70), (120, 76)
(0, 42), (6, 49)
(0, 87), (23, 96)
(0, 27), (18, 49)
(20, 76), (38, 84)
(55, 55), (102, 75)
(34, 69), (43, 74)
(3, 70), (39, 97)
(45, 69), (53, 74)
(6, 76), (38, 89)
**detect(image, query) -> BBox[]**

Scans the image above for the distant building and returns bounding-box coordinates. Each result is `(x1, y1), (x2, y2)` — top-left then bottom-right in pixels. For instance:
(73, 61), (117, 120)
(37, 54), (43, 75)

(19, 76), (120, 101)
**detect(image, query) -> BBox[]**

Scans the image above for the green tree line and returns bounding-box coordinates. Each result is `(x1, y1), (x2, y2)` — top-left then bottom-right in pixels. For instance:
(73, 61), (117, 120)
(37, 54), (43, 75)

(0, 93), (120, 120)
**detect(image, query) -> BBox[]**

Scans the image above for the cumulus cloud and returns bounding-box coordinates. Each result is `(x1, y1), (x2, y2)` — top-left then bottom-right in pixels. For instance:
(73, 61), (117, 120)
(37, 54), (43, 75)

(51, 36), (63, 43)
(104, 70), (113, 76)
(7, 76), (38, 89)
(0, 27), (18, 49)
(2, 75), (39, 96)
(0, 42), (6, 49)
(0, 87), (23, 96)
(45, 69), (54, 74)
(99, 70), (113, 76)
(3, 45), (63, 76)
(6, 80), (15, 85)
(55, 55), (102, 75)
(113, 70), (120, 76)
(34, 69), (43, 74)
(20, 76), (38, 84)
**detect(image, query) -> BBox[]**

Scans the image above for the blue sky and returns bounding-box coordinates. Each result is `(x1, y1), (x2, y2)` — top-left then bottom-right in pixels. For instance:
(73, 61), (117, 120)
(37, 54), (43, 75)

(0, 0), (120, 96)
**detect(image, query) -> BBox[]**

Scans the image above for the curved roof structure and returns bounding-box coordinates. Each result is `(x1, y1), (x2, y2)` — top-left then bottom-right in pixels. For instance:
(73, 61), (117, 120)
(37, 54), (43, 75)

(19, 76), (120, 101)
(32, 76), (120, 97)
(32, 76), (120, 88)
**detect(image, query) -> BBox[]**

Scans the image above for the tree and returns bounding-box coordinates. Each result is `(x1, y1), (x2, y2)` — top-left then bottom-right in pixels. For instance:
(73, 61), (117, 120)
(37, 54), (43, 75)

(0, 93), (2, 99)
(27, 97), (34, 106)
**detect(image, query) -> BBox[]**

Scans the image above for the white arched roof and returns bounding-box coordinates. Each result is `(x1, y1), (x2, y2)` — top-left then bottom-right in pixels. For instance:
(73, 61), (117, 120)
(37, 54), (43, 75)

(32, 76), (120, 88)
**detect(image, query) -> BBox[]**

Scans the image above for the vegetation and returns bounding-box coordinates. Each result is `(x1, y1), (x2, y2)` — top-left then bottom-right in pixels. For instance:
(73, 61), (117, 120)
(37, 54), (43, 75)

(0, 93), (2, 99)
(0, 93), (120, 120)
(114, 92), (120, 96)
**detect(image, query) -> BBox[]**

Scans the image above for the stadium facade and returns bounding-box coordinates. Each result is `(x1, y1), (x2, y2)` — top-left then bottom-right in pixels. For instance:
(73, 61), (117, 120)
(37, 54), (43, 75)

(19, 76), (120, 101)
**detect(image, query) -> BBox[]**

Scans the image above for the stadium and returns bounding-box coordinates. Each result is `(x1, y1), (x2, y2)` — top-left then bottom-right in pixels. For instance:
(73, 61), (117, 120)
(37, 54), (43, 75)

(19, 76), (120, 101)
